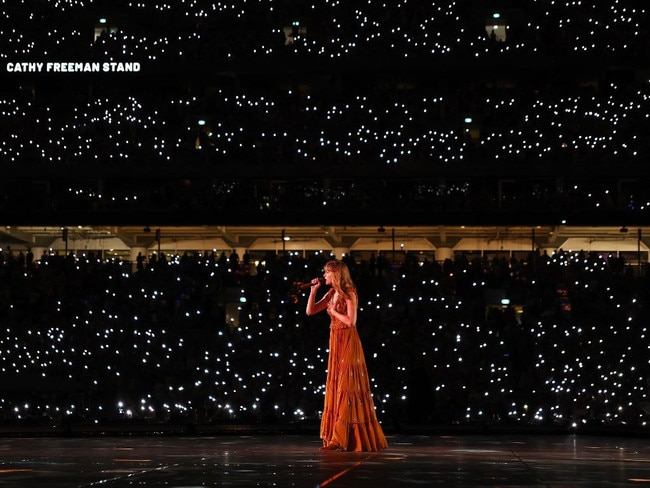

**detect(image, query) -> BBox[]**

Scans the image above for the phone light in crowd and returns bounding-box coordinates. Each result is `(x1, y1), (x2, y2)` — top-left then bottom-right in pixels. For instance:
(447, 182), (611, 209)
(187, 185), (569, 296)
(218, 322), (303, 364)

(493, 12), (501, 19)
(99, 17), (107, 24)
(464, 117), (473, 123)
(500, 298), (510, 305)
(198, 119), (206, 126)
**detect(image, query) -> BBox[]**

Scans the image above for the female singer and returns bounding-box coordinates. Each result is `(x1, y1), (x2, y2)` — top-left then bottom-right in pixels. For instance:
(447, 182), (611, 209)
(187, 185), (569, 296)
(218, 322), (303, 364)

(306, 260), (388, 452)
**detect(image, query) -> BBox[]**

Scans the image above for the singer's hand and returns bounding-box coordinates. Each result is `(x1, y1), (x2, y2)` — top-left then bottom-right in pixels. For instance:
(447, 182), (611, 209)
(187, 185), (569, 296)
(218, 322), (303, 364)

(295, 277), (324, 290)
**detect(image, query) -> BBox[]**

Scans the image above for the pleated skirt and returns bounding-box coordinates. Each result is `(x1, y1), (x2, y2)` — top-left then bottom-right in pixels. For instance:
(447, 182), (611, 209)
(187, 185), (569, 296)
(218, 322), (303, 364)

(320, 325), (388, 452)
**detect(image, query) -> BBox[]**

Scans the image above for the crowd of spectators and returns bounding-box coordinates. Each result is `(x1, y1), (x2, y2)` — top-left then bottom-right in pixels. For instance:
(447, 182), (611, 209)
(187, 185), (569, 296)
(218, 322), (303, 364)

(0, 246), (649, 433)
(1, 0), (647, 62)
(1, 1), (650, 220)
(2, 1), (650, 433)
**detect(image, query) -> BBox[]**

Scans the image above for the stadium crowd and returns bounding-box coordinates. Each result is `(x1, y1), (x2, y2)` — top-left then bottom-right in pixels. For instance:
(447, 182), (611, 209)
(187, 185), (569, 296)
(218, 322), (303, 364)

(1, 0), (647, 62)
(1, 0), (650, 432)
(1, 1), (650, 219)
(0, 246), (649, 432)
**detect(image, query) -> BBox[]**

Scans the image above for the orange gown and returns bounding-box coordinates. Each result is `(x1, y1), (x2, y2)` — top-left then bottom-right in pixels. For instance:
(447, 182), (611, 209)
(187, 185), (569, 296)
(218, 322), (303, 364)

(320, 289), (388, 452)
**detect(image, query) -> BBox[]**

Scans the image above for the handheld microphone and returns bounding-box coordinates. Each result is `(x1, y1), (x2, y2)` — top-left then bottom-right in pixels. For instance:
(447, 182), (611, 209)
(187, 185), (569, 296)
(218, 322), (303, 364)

(294, 277), (325, 290)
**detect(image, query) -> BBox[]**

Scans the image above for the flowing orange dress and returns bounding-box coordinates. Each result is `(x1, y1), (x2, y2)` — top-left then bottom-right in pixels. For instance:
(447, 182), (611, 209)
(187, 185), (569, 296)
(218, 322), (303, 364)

(320, 289), (388, 452)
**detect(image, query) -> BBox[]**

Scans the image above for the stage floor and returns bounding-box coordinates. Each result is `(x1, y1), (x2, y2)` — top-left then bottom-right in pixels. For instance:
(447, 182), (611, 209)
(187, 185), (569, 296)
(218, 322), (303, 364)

(1, 433), (649, 487)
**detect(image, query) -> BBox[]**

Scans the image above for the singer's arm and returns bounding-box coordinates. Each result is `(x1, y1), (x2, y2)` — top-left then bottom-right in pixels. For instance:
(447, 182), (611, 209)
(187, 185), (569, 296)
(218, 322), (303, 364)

(327, 294), (357, 327)
(306, 286), (329, 316)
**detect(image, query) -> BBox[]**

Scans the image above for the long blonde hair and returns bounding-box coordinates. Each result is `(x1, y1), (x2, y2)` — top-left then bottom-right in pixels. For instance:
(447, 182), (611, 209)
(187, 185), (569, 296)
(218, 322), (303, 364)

(324, 260), (356, 301)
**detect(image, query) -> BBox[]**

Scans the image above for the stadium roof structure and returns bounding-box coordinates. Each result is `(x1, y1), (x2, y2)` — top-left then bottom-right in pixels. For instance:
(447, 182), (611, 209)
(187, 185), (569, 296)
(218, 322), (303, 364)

(1, 225), (648, 260)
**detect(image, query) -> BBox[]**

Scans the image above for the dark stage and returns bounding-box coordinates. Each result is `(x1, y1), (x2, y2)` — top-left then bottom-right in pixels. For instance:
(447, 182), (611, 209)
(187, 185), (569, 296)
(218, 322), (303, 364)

(1, 432), (650, 487)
